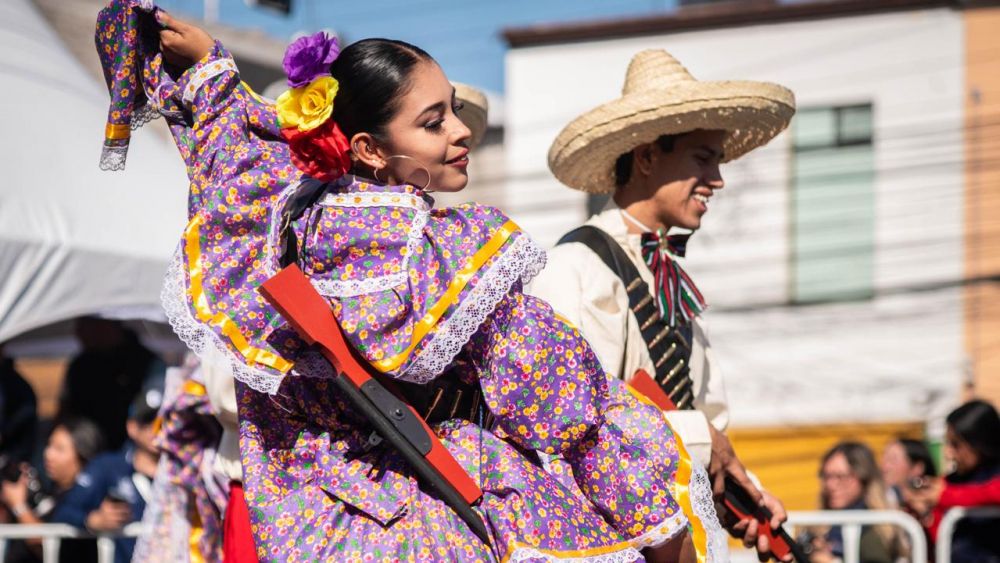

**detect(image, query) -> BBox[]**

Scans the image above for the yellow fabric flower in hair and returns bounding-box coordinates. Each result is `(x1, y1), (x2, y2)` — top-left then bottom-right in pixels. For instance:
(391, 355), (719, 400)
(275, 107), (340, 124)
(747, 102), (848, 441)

(276, 76), (338, 132)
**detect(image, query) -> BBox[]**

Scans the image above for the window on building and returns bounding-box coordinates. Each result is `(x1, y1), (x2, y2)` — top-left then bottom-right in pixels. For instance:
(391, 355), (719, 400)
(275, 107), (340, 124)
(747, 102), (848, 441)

(252, 0), (292, 15)
(791, 104), (875, 303)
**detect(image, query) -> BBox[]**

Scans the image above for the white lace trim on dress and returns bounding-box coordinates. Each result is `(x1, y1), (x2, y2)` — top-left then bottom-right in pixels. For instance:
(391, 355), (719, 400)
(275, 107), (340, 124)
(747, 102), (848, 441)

(627, 512), (689, 551)
(161, 244), (285, 395)
(311, 191), (430, 298)
(317, 190), (428, 212)
(396, 234), (547, 384)
(165, 219), (546, 392)
(689, 462), (730, 562)
(182, 58), (238, 106)
(264, 186), (432, 298)
(264, 180), (305, 276)
(506, 544), (643, 563)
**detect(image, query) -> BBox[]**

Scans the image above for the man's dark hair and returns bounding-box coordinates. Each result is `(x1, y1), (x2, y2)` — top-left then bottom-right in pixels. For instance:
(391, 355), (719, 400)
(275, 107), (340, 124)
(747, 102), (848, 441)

(613, 134), (678, 187)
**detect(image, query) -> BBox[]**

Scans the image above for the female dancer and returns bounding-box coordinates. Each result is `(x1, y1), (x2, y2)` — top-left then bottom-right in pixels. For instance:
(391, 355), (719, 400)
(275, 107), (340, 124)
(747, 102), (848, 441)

(96, 2), (716, 560)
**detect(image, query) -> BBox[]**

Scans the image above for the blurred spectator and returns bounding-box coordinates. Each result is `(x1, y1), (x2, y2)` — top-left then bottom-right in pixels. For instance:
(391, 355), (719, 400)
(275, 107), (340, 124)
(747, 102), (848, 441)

(905, 400), (1000, 562)
(0, 345), (38, 471)
(58, 318), (164, 450)
(1, 417), (103, 563)
(49, 387), (162, 563)
(881, 438), (937, 506)
(805, 442), (904, 563)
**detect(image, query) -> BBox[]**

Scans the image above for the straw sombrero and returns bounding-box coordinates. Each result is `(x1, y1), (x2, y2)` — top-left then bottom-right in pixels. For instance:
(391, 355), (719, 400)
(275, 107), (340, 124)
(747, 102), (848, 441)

(548, 49), (796, 194)
(453, 82), (489, 150)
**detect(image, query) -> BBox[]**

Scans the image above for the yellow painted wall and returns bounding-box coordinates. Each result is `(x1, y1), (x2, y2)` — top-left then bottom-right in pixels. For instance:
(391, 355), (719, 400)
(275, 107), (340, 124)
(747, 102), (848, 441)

(729, 422), (924, 511)
(964, 7), (1000, 406)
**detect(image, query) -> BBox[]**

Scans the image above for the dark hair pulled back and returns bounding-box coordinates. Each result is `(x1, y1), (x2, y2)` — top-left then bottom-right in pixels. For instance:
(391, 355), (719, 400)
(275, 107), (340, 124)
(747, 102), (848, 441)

(329, 38), (433, 142)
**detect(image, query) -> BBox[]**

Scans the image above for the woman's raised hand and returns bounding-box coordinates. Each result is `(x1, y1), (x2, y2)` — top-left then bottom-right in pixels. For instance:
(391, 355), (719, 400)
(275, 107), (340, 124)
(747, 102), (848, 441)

(158, 12), (215, 70)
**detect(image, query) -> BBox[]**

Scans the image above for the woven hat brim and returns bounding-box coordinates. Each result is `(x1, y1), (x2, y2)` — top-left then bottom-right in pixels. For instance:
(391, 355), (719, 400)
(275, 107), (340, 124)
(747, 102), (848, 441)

(548, 80), (795, 194)
(454, 83), (489, 150)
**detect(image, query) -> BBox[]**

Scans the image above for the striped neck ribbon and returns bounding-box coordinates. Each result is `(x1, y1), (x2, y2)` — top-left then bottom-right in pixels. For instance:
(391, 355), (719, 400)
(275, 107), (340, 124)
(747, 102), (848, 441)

(639, 230), (707, 326)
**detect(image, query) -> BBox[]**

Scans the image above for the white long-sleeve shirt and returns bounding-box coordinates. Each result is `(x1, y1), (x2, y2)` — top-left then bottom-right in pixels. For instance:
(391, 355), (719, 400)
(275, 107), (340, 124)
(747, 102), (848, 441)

(201, 344), (243, 482)
(528, 204), (729, 467)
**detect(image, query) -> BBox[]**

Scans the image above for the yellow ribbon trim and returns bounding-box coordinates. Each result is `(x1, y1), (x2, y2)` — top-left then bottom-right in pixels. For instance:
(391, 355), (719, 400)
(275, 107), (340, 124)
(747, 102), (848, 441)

(184, 216), (293, 373)
(188, 502), (206, 563)
(668, 417), (709, 563)
(373, 220), (520, 373)
(105, 122), (131, 140)
(626, 385), (709, 563)
(240, 81), (269, 106)
(182, 380), (207, 397)
(552, 311), (574, 328)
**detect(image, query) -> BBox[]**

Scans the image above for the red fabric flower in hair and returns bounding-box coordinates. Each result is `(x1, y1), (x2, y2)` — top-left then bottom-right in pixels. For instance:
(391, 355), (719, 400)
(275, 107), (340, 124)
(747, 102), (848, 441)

(281, 120), (352, 182)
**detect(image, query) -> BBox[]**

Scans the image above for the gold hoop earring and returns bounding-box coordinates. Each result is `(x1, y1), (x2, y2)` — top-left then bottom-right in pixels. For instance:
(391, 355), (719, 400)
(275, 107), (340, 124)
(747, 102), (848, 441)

(372, 155), (432, 192)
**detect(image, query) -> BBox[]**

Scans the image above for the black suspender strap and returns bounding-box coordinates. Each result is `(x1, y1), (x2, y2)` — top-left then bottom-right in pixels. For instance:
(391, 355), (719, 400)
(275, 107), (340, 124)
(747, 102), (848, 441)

(557, 226), (696, 409)
(279, 177), (330, 268)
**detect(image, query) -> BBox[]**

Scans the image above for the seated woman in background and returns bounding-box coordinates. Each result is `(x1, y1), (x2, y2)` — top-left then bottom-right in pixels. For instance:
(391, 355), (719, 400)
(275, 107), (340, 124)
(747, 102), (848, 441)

(1, 417), (104, 563)
(905, 400), (1000, 562)
(881, 437), (937, 507)
(806, 442), (904, 563)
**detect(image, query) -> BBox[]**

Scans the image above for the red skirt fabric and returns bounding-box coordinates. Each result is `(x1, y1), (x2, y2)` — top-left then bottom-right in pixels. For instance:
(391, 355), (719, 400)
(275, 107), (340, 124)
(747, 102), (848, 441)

(223, 481), (259, 562)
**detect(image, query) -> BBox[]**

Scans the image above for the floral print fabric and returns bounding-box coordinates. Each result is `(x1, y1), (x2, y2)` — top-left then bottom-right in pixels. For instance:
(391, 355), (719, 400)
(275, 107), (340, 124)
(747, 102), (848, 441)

(94, 4), (713, 558)
(132, 357), (227, 562)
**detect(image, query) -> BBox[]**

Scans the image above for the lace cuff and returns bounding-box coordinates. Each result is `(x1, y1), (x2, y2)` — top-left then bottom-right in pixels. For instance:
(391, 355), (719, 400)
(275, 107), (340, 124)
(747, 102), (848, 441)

(176, 42), (239, 110)
(99, 143), (129, 172)
(181, 58), (238, 106)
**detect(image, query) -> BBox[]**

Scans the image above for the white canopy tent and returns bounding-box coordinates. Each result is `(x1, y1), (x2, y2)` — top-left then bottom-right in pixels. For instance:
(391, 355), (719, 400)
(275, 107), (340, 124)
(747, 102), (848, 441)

(0, 0), (188, 346)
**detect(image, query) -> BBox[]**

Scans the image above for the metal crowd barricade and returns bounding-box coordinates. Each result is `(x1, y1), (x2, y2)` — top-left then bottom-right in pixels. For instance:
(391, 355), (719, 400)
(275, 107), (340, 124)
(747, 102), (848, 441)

(0, 522), (146, 563)
(4, 507), (994, 562)
(786, 509), (928, 563)
(935, 505), (1000, 563)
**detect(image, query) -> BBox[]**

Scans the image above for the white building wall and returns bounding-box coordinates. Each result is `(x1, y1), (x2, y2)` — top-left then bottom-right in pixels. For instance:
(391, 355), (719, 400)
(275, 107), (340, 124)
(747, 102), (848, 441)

(505, 8), (965, 428)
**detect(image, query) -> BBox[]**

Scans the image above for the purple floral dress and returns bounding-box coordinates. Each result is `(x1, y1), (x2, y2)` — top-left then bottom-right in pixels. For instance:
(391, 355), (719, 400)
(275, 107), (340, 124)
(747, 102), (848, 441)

(132, 356), (228, 563)
(96, 2), (710, 560)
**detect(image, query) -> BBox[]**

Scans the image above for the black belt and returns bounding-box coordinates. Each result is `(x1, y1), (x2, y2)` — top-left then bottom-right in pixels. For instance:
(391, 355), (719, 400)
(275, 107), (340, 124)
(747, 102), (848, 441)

(396, 378), (494, 428)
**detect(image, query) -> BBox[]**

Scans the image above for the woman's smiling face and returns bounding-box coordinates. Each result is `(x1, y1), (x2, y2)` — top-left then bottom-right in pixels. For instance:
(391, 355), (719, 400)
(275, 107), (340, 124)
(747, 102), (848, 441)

(377, 60), (472, 193)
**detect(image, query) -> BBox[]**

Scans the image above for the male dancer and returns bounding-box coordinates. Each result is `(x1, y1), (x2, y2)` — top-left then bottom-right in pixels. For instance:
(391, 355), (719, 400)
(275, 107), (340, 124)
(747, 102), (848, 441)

(531, 49), (797, 561)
